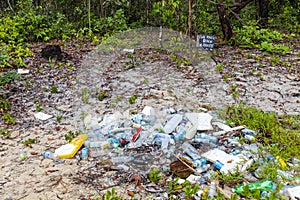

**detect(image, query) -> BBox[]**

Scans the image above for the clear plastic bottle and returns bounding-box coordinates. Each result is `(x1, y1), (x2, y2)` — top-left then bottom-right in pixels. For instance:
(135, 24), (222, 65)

(208, 182), (217, 198)
(163, 114), (183, 134)
(42, 152), (58, 159)
(111, 156), (134, 164)
(181, 141), (201, 160)
(153, 133), (175, 150)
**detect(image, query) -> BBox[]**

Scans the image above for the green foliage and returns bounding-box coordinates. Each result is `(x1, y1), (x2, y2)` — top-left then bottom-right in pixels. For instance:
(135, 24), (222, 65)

(129, 94), (139, 104)
(0, 96), (11, 111)
(2, 112), (16, 125)
(0, 129), (11, 138)
(223, 105), (300, 159)
(168, 178), (198, 196)
(149, 168), (162, 183)
(56, 115), (62, 123)
(0, 71), (20, 87)
(50, 86), (58, 93)
(232, 23), (291, 54)
(64, 130), (81, 142)
(22, 138), (37, 146)
(97, 90), (109, 101)
(103, 188), (122, 200)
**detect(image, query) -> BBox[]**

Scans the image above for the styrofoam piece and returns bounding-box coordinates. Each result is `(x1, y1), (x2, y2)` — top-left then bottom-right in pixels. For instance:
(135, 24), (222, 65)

(142, 106), (155, 116)
(34, 112), (52, 120)
(197, 113), (213, 131)
(123, 48), (134, 53)
(287, 185), (300, 200)
(17, 68), (30, 74)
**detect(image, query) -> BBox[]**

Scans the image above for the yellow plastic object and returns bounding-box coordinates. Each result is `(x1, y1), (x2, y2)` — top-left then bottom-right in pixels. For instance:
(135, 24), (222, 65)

(57, 134), (88, 159)
(276, 156), (287, 169)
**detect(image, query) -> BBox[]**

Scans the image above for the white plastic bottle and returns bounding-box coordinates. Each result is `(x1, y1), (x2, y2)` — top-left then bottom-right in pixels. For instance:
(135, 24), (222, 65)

(163, 114), (183, 134)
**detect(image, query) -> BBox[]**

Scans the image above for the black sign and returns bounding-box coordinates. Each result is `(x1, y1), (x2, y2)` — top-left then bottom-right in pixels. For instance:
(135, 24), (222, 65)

(198, 34), (215, 51)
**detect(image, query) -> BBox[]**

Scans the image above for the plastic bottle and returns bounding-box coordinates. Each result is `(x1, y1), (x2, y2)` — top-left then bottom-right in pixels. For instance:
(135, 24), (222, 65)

(19, 150), (25, 161)
(88, 147), (106, 157)
(234, 179), (276, 194)
(198, 133), (217, 143)
(42, 152), (58, 159)
(242, 128), (256, 135)
(181, 141), (201, 160)
(111, 156), (134, 164)
(208, 182), (217, 198)
(81, 148), (88, 160)
(163, 114), (183, 134)
(153, 133), (175, 150)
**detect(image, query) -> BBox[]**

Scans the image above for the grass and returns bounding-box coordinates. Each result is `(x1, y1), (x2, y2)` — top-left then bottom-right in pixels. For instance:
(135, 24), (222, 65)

(222, 104), (300, 159)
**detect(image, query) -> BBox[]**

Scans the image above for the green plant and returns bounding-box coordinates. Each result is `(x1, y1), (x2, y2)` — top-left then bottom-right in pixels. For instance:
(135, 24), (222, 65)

(0, 96), (11, 111)
(113, 96), (122, 104)
(103, 188), (122, 200)
(36, 103), (43, 112)
(0, 129), (11, 137)
(0, 71), (20, 87)
(64, 130), (81, 142)
(129, 94), (139, 104)
(223, 105), (300, 159)
(232, 23), (291, 54)
(183, 184), (199, 200)
(2, 112), (16, 124)
(97, 90), (109, 101)
(56, 115), (62, 123)
(215, 64), (224, 72)
(149, 168), (162, 183)
(65, 62), (76, 70)
(22, 138), (37, 146)
(50, 86), (58, 93)
(81, 88), (90, 104)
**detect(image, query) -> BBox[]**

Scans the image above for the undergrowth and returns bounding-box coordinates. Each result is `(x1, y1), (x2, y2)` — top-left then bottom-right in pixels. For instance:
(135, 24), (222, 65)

(223, 104), (300, 159)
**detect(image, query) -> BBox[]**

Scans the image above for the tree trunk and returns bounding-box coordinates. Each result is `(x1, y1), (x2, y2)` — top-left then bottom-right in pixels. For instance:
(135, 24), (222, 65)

(258, 0), (268, 27)
(88, 0), (91, 29)
(188, 0), (192, 37)
(217, 2), (234, 41)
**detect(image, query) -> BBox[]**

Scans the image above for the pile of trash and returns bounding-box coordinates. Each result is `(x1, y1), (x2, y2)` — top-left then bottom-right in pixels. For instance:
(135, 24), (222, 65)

(42, 106), (299, 199)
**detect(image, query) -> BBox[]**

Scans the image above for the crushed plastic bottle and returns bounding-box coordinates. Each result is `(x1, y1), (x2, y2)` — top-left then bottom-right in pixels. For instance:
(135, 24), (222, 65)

(163, 114), (183, 134)
(42, 152), (58, 159)
(181, 141), (201, 160)
(234, 179), (276, 194)
(208, 182), (217, 198)
(153, 133), (175, 150)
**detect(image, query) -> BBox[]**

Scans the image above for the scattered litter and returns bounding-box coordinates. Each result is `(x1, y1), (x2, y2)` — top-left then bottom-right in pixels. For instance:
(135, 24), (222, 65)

(17, 68), (30, 74)
(55, 134), (88, 159)
(34, 112), (53, 120)
(39, 105), (299, 199)
(123, 48), (135, 53)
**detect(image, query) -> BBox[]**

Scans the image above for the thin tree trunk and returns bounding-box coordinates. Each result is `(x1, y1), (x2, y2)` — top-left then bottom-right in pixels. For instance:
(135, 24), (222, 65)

(88, 0), (91, 29)
(258, 0), (268, 28)
(188, 0), (192, 37)
(217, 1), (234, 41)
